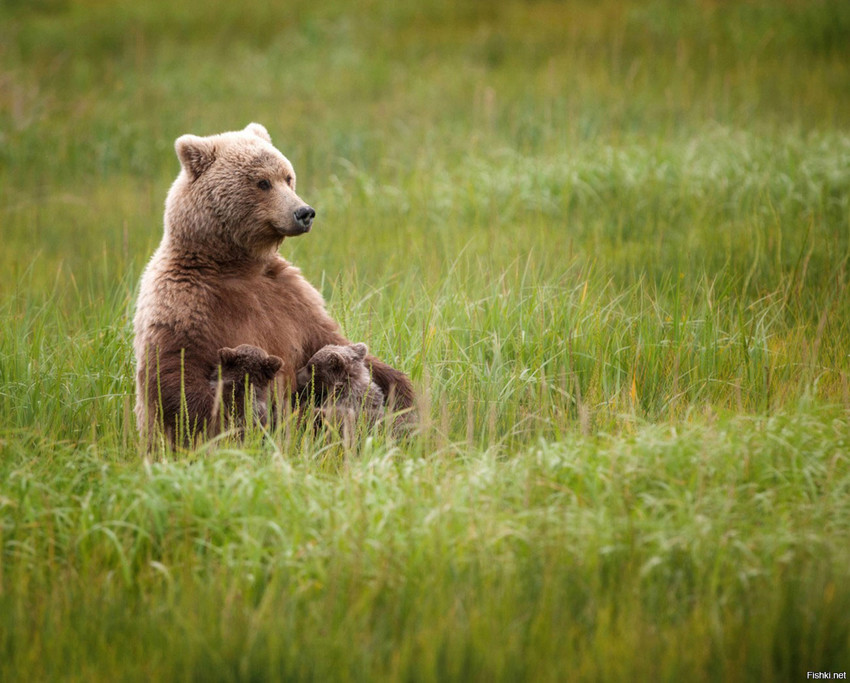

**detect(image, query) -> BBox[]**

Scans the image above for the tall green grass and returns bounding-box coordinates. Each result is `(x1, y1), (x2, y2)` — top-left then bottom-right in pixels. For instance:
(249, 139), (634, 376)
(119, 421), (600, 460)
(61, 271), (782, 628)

(1, 0), (849, 679)
(2, 411), (849, 680)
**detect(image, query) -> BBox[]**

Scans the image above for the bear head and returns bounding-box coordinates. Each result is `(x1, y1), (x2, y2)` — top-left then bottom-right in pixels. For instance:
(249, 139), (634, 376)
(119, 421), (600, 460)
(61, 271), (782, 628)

(216, 344), (283, 385)
(296, 342), (371, 395)
(166, 123), (315, 257)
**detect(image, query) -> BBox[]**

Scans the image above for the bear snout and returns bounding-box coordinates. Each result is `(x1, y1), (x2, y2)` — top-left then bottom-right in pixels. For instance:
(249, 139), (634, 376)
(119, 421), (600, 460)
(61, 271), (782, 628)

(293, 205), (316, 232)
(295, 366), (311, 388)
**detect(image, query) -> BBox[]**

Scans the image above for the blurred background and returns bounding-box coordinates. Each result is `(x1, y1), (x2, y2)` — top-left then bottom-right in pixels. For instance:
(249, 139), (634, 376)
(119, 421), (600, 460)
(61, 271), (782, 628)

(2, 0), (848, 285)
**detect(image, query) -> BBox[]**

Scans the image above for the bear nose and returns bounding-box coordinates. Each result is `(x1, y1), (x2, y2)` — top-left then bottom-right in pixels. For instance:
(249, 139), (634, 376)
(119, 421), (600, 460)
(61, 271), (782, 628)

(294, 206), (316, 230)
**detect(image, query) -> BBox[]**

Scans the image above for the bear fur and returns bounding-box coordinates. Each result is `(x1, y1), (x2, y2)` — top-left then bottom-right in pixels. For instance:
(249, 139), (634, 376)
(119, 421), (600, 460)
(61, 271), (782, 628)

(211, 344), (283, 431)
(134, 123), (414, 447)
(296, 342), (386, 434)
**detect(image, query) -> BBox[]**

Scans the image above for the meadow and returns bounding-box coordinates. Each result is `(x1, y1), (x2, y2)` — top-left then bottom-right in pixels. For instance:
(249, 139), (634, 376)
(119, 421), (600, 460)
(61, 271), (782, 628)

(1, 0), (849, 680)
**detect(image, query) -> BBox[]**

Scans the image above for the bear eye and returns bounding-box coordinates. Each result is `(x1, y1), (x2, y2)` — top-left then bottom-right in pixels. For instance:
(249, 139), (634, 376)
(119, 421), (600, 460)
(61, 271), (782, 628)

(285, 175), (294, 187)
(257, 179), (272, 191)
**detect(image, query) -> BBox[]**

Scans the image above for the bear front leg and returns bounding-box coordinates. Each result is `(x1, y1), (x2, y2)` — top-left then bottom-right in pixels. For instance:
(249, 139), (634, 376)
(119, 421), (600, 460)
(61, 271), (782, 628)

(137, 348), (218, 449)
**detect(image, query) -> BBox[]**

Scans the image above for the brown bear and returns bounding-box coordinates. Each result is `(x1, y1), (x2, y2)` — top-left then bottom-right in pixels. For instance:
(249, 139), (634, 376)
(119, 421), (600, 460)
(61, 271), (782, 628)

(295, 342), (386, 437)
(211, 344), (283, 432)
(134, 123), (414, 447)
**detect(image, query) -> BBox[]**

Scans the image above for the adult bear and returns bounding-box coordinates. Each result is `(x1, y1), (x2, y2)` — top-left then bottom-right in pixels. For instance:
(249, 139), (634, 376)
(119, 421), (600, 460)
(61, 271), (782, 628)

(133, 123), (414, 446)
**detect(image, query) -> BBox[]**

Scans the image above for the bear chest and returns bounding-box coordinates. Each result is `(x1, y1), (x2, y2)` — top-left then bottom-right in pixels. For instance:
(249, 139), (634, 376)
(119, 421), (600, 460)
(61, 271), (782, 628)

(214, 269), (318, 359)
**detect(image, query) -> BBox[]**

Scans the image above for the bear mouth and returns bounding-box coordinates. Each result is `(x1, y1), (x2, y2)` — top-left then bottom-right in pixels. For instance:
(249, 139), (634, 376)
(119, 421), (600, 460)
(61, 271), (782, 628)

(271, 222), (311, 237)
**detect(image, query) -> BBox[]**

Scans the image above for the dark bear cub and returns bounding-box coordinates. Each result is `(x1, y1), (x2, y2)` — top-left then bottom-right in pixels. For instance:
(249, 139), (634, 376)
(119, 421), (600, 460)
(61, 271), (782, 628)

(211, 344), (283, 431)
(296, 342), (385, 439)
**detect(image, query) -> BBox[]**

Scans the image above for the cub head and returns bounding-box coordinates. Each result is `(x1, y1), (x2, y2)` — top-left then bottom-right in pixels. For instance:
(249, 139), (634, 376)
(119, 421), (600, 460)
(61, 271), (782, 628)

(167, 123), (316, 255)
(216, 344), (283, 385)
(296, 343), (370, 393)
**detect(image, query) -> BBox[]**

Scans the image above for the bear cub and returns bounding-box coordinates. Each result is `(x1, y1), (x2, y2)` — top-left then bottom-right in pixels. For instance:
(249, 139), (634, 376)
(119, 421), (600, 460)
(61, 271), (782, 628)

(296, 342), (385, 436)
(211, 344), (283, 431)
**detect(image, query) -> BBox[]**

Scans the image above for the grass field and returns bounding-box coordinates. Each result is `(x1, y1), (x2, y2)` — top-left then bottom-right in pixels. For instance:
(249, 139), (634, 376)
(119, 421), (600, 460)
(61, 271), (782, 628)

(2, 0), (850, 680)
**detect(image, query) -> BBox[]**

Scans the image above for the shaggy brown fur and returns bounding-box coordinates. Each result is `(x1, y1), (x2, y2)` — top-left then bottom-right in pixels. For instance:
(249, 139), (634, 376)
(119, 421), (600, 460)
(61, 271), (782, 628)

(134, 123), (415, 447)
(211, 344), (283, 431)
(296, 343), (385, 434)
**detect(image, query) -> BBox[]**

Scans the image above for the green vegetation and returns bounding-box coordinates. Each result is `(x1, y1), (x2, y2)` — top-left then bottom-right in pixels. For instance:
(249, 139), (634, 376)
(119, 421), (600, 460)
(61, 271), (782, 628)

(1, 0), (849, 679)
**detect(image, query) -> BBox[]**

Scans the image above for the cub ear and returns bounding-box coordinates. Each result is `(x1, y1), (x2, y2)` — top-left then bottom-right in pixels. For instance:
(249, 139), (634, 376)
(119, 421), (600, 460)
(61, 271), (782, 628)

(244, 122), (272, 143)
(218, 347), (237, 365)
(351, 342), (368, 360)
(175, 134), (216, 180)
(263, 355), (283, 378)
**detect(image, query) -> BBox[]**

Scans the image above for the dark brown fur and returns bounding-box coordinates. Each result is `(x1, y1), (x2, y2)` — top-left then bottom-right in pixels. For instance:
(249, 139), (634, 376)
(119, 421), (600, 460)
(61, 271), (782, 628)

(134, 124), (415, 447)
(211, 344), (283, 431)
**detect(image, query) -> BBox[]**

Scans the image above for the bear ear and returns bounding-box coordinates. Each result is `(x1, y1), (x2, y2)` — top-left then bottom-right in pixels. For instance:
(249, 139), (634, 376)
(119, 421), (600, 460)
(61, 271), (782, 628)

(175, 134), (216, 180)
(218, 347), (237, 365)
(263, 355), (283, 378)
(351, 342), (368, 360)
(244, 122), (272, 143)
